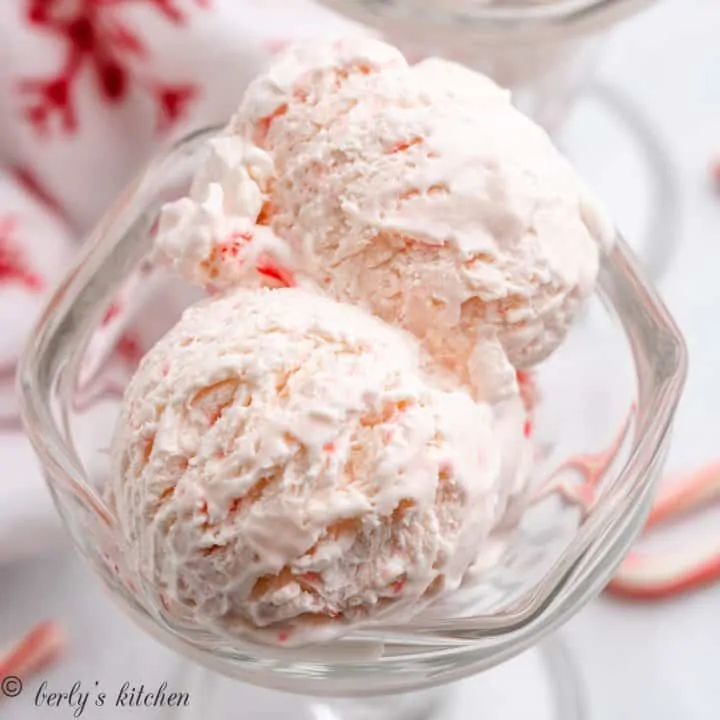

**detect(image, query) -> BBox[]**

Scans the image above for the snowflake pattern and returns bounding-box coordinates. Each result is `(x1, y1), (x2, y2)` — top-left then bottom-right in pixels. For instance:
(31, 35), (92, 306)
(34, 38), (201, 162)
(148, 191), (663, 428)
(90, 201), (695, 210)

(0, 215), (43, 291)
(19, 0), (211, 135)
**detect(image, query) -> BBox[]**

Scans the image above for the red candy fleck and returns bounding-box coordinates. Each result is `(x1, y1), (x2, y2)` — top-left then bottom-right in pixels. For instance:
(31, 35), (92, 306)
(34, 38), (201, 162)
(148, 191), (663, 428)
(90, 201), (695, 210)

(220, 244), (240, 258)
(219, 231), (252, 258)
(390, 577), (406, 594)
(116, 332), (144, 366)
(516, 369), (537, 414)
(298, 572), (322, 585)
(386, 137), (422, 154)
(147, 218), (161, 240)
(256, 259), (295, 287)
(254, 103), (288, 144)
(102, 301), (121, 326)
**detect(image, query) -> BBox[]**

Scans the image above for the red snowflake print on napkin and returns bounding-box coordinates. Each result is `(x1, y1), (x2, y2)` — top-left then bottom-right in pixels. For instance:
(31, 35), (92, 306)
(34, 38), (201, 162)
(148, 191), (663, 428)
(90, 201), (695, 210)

(0, 216), (44, 292)
(18, 0), (211, 136)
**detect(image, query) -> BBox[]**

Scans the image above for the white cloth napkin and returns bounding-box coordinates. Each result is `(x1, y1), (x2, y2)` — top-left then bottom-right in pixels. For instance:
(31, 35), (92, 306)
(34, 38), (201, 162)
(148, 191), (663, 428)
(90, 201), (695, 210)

(0, 0), (366, 566)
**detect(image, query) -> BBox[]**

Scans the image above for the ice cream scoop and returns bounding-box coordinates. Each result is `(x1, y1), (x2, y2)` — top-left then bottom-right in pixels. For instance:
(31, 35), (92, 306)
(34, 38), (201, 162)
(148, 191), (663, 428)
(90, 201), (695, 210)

(157, 38), (613, 401)
(109, 287), (503, 646)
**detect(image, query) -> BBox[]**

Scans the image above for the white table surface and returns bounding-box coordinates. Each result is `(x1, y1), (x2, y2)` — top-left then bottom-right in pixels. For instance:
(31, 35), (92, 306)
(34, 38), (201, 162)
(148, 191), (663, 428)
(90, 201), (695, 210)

(2, 0), (719, 718)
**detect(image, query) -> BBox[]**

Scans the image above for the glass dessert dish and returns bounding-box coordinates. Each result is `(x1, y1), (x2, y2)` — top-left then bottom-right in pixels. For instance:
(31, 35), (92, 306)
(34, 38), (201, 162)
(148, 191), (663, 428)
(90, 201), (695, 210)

(18, 126), (687, 719)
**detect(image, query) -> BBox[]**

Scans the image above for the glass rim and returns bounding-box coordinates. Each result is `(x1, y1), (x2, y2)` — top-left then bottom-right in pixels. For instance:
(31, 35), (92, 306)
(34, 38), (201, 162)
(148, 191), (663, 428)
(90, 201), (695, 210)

(319, 0), (657, 40)
(16, 126), (687, 687)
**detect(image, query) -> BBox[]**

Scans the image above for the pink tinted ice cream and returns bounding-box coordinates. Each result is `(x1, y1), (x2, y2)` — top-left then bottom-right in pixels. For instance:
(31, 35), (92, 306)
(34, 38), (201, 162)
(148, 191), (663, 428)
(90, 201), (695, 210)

(157, 37), (613, 401)
(110, 287), (502, 646)
(112, 37), (610, 648)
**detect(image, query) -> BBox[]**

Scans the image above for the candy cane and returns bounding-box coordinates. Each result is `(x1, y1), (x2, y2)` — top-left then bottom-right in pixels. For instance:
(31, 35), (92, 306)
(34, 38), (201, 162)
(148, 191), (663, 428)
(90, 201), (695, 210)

(0, 621), (66, 695)
(607, 461), (720, 599)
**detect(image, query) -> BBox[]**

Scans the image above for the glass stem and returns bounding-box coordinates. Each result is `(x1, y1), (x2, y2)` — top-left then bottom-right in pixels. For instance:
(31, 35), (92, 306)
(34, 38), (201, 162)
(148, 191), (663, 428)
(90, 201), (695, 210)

(309, 688), (449, 720)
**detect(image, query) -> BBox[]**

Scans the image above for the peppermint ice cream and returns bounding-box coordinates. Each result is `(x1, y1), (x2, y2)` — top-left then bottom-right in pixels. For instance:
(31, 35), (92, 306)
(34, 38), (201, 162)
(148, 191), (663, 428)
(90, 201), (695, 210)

(157, 37), (612, 401)
(111, 37), (611, 648)
(110, 288), (503, 646)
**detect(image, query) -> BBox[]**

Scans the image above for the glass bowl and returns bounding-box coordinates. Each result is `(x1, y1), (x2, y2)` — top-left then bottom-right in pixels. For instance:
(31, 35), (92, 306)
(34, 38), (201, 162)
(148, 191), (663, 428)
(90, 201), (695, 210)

(17, 127), (686, 719)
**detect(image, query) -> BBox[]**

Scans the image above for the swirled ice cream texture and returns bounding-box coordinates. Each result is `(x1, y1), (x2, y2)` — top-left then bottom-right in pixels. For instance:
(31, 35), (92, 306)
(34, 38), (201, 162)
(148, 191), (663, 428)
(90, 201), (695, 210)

(110, 288), (502, 646)
(156, 38), (613, 401)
